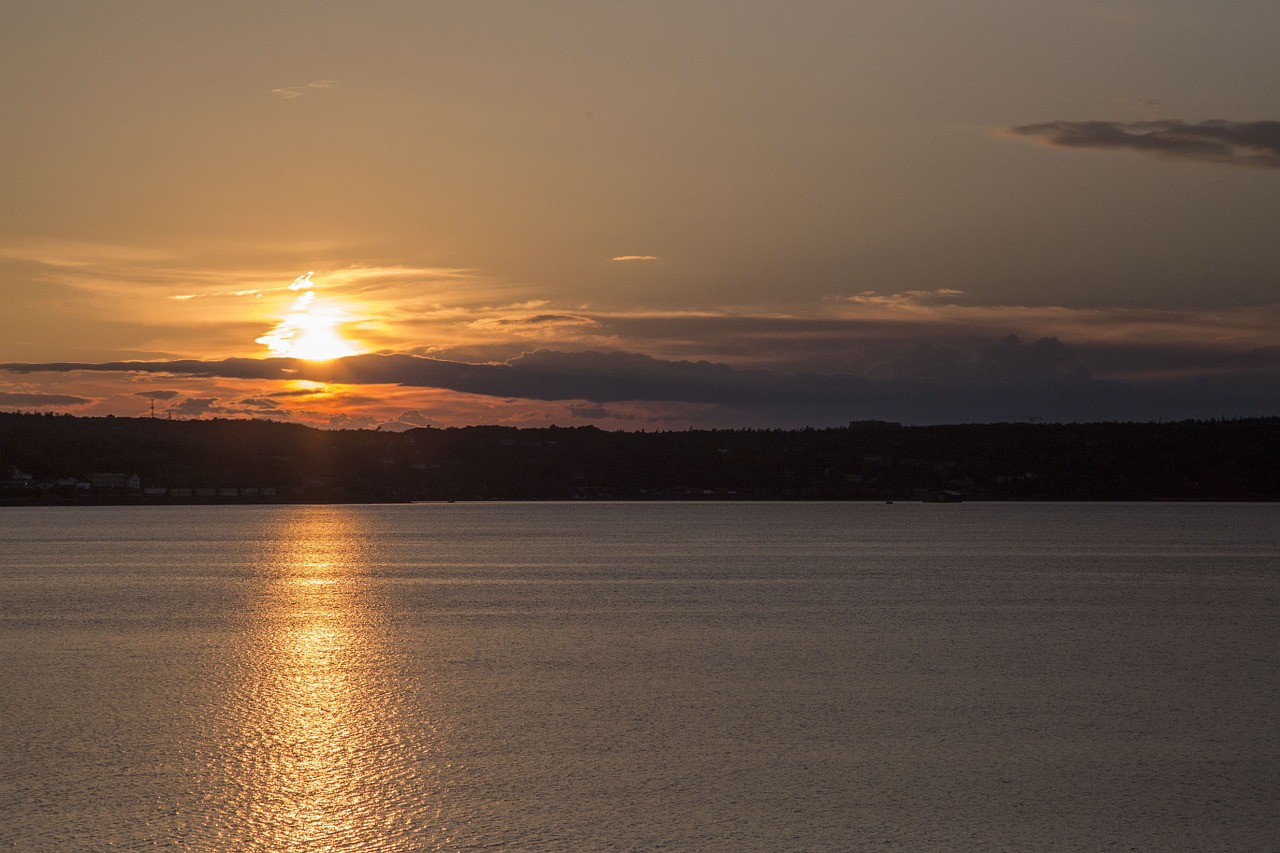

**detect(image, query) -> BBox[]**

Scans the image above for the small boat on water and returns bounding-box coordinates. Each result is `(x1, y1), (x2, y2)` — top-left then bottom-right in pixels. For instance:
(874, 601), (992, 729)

(922, 490), (963, 503)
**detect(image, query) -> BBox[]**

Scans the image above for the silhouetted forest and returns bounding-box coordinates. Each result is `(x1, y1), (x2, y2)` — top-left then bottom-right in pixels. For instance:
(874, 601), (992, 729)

(2, 411), (1277, 503)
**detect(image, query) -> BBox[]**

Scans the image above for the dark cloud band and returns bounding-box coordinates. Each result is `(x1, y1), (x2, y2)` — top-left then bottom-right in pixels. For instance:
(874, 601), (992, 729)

(0, 392), (93, 407)
(1, 352), (854, 407)
(0, 340), (1250, 401)
(5, 342), (1278, 424)
(1007, 120), (1280, 169)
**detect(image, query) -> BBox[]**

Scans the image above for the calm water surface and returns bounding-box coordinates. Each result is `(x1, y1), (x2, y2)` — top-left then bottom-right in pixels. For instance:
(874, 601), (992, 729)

(1, 502), (1277, 851)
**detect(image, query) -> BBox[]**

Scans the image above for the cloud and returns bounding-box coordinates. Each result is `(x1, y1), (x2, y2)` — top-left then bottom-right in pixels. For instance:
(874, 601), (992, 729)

(271, 81), (340, 99)
(611, 256), (658, 262)
(840, 289), (965, 308)
(465, 313), (600, 330)
(566, 405), (617, 419)
(267, 388), (326, 398)
(0, 239), (174, 269)
(397, 409), (436, 427)
(577, 301), (1280, 381)
(170, 288), (266, 301)
(374, 420), (420, 432)
(2, 351), (851, 405)
(134, 390), (182, 400)
(329, 413), (379, 430)
(0, 392), (93, 407)
(1006, 120), (1280, 169)
(0, 348), (1155, 416)
(1, 358), (285, 382)
(5, 330), (1274, 422)
(169, 397), (219, 416)
(978, 335), (1090, 381)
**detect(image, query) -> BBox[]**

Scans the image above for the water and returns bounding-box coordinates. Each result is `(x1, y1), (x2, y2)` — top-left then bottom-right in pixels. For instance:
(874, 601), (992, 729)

(1, 502), (1277, 851)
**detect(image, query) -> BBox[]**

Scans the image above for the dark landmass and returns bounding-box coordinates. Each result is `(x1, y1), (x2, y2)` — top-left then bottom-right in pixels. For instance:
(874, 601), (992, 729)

(1, 411), (1277, 503)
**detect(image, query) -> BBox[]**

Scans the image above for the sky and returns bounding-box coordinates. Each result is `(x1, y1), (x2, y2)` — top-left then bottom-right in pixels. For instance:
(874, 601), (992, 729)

(3, 1), (1279, 430)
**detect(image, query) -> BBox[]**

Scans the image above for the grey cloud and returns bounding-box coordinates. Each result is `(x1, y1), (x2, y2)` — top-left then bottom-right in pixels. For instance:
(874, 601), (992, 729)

(0, 392), (92, 406)
(170, 397), (219, 416)
(978, 335), (1090, 381)
(3, 351), (886, 405)
(490, 314), (597, 327)
(2, 358), (295, 382)
(886, 336), (1090, 385)
(375, 421), (420, 432)
(596, 313), (995, 370)
(134, 390), (182, 400)
(1080, 342), (1280, 380)
(268, 389), (324, 398)
(329, 413), (379, 430)
(566, 405), (615, 419)
(890, 343), (968, 382)
(397, 409), (436, 427)
(1007, 120), (1280, 168)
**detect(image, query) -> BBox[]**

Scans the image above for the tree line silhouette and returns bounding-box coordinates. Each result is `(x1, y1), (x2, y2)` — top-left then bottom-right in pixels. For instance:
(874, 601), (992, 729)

(2, 411), (1277, 503)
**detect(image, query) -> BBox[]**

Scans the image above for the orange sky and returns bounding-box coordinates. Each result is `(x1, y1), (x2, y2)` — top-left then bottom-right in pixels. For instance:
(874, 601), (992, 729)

(3, 2), (1279, 427)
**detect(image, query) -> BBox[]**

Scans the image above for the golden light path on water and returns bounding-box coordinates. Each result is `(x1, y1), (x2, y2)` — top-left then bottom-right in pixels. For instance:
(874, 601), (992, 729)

(208, 508), (452, 851)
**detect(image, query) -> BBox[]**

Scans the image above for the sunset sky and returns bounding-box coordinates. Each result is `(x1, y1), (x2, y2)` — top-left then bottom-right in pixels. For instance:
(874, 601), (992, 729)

(3, 1), (1279, 429)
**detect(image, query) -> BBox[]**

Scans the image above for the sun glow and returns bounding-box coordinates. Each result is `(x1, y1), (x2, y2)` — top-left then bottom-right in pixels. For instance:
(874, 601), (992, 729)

(256, 272), (360, 361)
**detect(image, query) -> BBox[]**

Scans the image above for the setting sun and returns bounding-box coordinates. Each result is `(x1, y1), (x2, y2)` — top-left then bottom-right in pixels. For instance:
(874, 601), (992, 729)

(256, 272), (360, 361)
(266, 306), (358, 361)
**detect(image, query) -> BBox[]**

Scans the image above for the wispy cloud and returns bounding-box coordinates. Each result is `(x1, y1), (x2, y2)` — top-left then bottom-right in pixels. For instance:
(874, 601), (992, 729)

(271, 80), (341, 99)
(611, 255), (658, 262)
(839, 288), (965, 309)
(461, 313), (607, 347)
(0, 241), (493, 359)
(171, 288), (268, 301)
(0, 239), (175, 269)
(1006, 120), (1280, 169)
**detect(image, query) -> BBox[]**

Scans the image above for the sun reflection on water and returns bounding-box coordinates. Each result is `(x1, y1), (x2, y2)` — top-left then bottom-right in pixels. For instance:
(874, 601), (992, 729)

(212, 508), (450, 851)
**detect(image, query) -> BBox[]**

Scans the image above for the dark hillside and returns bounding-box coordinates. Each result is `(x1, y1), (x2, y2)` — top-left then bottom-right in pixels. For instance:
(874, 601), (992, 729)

(1, 412), (1277, 503)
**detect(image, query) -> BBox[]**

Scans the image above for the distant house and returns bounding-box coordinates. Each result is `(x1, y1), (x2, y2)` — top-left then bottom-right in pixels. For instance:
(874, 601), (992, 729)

(91, 472), (141, 491)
